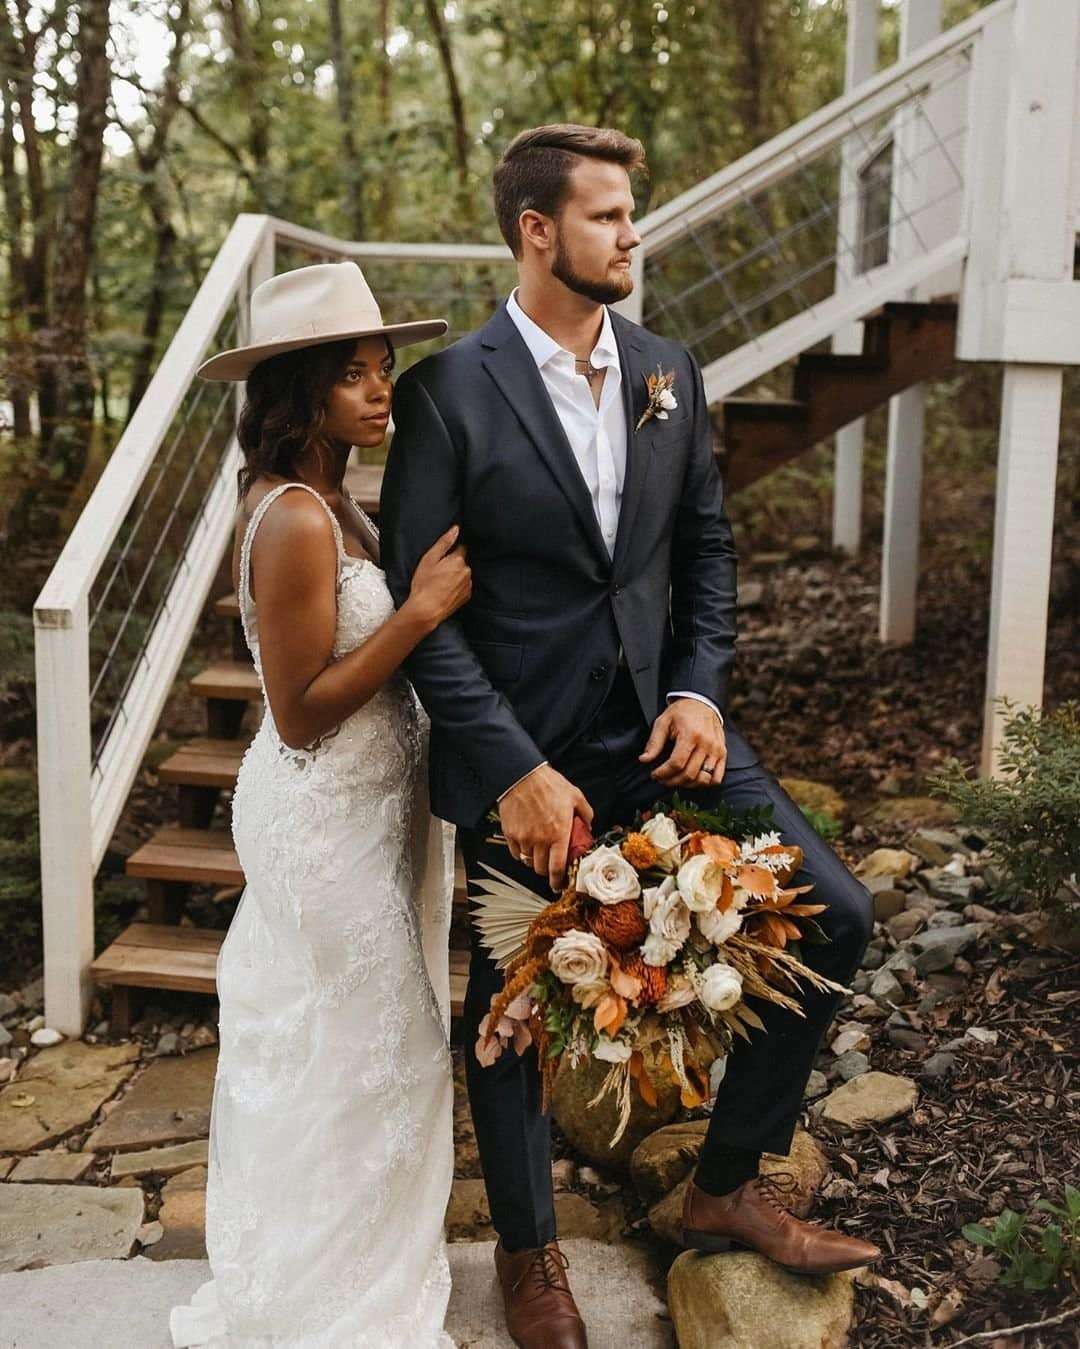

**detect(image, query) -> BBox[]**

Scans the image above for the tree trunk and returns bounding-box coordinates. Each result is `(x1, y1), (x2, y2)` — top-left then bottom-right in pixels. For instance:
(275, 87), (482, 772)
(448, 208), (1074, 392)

(222, 0), (273, 209)
(421, 0), (470, 212)
(46, 0), (111, 477)
(0, 4), (48, 440)
(327, 0), (364, 238)
(374, 0), (394, 231)
(125, 0), (191, 424)
(1, 83), (31, 440)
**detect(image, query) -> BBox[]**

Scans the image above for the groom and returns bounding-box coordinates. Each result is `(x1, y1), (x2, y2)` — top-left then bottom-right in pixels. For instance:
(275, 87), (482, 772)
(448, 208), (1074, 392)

(382, 124), (880, 1349)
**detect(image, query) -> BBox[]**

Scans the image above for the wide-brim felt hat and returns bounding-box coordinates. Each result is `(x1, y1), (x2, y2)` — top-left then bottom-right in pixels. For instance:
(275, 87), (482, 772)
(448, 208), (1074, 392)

(197, 260), (448, 381)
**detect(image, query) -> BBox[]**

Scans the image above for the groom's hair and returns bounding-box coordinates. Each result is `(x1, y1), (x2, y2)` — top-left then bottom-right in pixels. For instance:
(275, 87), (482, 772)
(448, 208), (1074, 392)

(493, 124), (647, 258)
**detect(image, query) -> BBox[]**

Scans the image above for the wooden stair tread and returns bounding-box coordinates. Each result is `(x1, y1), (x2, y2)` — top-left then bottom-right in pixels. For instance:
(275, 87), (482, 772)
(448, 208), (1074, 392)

(127, 825), (470, 908)
(190, 661), (260, 702)
(92, 923), (224, 993)
(127, 827), (243, 885)
(213, 593), (241, 621)
(159, 738), (250, 788)
(93, 923), (469, 1015)
(795, 351), (888, 374)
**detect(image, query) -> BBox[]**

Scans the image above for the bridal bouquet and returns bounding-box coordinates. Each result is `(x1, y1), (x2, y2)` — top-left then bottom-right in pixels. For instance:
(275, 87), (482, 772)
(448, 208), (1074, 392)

(474, 798), (848, 1146)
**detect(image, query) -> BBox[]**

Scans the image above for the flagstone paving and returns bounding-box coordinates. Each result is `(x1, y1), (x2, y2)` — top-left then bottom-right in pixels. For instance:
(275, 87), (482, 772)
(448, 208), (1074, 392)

(108, 1137), (209, 1181)
(84, 1048), (217, 1152)
(0, 1041), (140, 1153)
(9, 1149), (95, 1183)
(144, 1165), (208, 1261)
(0, 1241), (675, 1349)
(0, 1182), (145, 1274)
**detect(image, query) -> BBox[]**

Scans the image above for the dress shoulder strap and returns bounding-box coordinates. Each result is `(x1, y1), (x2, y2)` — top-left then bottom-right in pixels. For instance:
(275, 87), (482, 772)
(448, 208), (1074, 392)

(238, 482), (344, 635)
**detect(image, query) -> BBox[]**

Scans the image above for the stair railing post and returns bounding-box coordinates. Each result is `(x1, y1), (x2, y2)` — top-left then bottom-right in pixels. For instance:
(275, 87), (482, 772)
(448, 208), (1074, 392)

(878, 0), (944, 645)
(35, 594), (94, 1036)
(979, 0), (1079, 773)
(832, 0), (880, 557)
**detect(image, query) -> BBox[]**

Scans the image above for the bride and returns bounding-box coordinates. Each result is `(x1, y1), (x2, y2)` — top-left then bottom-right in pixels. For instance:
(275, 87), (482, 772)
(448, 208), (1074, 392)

(170, 261), (469, 1348)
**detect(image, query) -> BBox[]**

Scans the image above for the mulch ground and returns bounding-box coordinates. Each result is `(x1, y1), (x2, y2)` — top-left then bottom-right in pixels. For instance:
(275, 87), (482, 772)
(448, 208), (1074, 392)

(825, 943), (1079, 1347)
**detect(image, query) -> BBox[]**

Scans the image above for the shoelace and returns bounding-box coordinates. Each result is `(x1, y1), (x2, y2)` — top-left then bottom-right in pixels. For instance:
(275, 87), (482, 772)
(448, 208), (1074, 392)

(753, 1171), (821, 1226)
(513, 1245), (571, 1302)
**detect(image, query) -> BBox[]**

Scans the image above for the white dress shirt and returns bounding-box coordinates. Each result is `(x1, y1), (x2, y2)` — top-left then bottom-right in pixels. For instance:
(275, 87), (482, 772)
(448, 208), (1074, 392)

(498, 292), (723, 799)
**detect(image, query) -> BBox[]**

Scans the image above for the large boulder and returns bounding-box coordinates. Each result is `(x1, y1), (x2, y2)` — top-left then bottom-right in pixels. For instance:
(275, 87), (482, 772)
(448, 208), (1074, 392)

(630, 1119), (709, 1206)
(647, 1128), (827, 1244)
(668, 1250), (855, 1349)
(551, 1046), (680, 1174)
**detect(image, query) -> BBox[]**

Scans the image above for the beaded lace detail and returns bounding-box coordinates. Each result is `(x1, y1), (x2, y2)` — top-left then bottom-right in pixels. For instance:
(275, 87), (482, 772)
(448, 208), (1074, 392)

(170, 481), (455, 1348)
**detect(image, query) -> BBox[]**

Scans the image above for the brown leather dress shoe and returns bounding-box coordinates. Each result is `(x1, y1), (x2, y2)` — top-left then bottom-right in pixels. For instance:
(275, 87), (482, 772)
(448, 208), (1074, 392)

(682, 1173), (882, 1275)
(495, 1239), (589, 1348)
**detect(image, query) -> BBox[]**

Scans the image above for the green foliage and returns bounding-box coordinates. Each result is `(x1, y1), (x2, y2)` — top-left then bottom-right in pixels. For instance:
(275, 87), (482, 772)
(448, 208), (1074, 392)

(963, 1186), (1080, 1292)
(0, 770), (43, 979)
(799, 805), (841, 843)
(929, 702), (1080, 920)
(0, 610), (37, 739)
(666, 793), (776, 842)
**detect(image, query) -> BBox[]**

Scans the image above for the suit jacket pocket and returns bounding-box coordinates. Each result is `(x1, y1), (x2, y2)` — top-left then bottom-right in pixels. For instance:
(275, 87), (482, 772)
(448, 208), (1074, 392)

(472, 640), (523, 685)
(647, 411), (692, 442)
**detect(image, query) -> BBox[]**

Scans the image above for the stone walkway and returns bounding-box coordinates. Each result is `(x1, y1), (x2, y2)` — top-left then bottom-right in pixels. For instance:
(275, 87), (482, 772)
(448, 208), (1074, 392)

(0, 1241), (673, 1349)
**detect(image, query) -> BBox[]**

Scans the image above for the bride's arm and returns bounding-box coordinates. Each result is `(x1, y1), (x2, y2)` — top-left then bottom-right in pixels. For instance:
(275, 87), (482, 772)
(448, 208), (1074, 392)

(253, 493), (470, 750)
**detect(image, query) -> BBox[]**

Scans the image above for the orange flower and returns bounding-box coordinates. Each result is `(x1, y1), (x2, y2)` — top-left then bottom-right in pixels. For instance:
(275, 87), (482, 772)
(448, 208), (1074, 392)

(620, 952), (668, 1005)
(589, 899), (649, 952)
(593, 993), (628, 1037)
(621, 833), (659, 871)
(700, 835), (740, 867)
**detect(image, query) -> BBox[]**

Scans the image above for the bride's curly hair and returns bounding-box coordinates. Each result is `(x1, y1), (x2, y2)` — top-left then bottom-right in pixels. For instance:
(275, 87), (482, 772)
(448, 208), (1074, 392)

(235, 337), (380, 499)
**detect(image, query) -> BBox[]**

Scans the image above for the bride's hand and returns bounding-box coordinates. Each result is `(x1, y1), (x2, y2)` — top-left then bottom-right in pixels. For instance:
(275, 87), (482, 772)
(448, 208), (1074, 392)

(405, 525), (472, 631)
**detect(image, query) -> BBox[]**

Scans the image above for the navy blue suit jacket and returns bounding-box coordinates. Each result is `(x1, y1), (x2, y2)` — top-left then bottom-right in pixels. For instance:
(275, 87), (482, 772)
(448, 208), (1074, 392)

(380, 302), (756, 829)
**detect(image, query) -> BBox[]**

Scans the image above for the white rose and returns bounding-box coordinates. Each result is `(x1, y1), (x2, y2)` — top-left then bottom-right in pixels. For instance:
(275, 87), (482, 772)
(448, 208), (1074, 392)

(677, 854), (728, 914)
(593, 1036), (633, 1064)
(656, 973), (697, 1012)
(697, 962), (743, 1012)
(549, 930), (609, 986)
(696, 905), (743, 946)
(641, 813), (682, 871)
(658, 389), (678, 411)
(642, 932), (681, 967)
(642, 876), (691, 963)
(576, 845), (642, 905)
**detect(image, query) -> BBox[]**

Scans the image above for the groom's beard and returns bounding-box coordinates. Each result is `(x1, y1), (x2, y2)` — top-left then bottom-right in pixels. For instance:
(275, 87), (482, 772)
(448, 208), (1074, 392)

(551, 238), (633, 306)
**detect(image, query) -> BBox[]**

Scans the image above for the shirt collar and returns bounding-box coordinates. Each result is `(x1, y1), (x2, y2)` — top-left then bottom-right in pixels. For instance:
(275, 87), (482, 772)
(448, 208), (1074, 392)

(506, 289), (619, 372)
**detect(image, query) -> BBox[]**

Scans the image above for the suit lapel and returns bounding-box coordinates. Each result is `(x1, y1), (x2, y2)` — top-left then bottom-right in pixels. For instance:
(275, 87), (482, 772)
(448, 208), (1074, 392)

(612, 313), (654, 572)
(481, 304), (611, 568)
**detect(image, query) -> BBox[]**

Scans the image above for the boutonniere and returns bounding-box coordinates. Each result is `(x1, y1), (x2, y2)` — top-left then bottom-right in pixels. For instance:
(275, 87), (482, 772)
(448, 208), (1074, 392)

(635, 366), (678, 432)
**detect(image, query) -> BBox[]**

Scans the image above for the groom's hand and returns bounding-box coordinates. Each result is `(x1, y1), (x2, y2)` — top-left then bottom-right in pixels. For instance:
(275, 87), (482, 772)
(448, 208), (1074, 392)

(640, 699), (727, 787)
(499, 765), (594, 893)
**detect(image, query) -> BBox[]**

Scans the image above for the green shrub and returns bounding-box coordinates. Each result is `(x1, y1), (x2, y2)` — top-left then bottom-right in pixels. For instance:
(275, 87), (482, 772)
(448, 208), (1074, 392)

(963, 1186), (1080, 1292)
(0, 769), (43, 978)
(929, 701), (1080, 922)
(799, 805), (841, 843)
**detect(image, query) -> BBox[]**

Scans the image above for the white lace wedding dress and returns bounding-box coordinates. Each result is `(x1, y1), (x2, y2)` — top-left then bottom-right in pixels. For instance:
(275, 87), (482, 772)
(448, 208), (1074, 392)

(170, 481), (457, 1349)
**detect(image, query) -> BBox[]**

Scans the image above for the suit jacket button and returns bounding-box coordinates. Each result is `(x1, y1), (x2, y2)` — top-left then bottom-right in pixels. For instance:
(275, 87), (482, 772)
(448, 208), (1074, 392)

(590, 665), (608, 682)
(611, 583), (622, 597)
